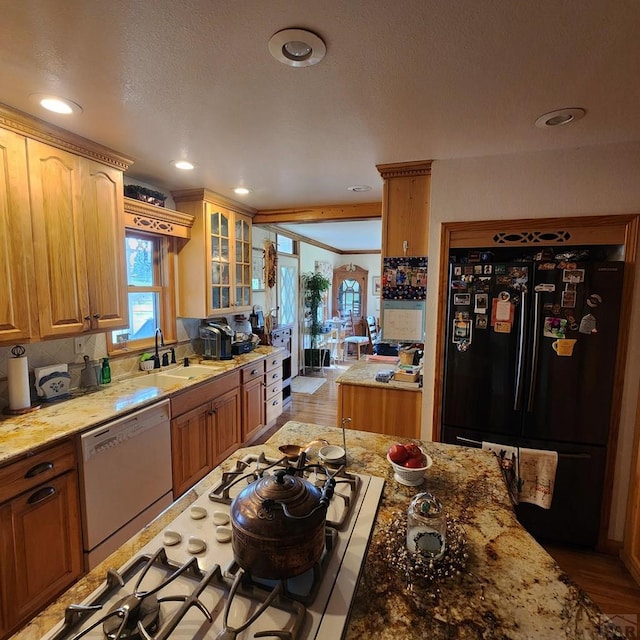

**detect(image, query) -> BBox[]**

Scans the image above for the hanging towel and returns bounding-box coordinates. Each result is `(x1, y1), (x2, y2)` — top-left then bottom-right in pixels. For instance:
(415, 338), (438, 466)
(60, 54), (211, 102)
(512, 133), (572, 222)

(482, 442), (520, 506)
(518, 448), (558, 510)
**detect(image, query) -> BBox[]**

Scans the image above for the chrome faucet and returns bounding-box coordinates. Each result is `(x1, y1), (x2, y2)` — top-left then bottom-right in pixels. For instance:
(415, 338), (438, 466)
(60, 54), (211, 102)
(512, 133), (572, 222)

(154, 328), (165, 369)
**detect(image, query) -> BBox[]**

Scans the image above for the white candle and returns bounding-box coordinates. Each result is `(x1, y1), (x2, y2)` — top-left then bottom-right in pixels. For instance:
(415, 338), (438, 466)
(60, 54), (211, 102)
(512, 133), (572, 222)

(8, 356), (30, 410)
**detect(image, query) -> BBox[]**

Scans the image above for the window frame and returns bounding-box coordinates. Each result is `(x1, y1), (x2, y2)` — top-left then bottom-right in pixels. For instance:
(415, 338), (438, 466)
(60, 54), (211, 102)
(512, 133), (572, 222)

(107, 229), (177, 355)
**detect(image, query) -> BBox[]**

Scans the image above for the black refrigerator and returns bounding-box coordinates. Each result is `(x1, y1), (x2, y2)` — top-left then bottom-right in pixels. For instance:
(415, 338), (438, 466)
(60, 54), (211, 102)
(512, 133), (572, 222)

(441, 249), (624, 547)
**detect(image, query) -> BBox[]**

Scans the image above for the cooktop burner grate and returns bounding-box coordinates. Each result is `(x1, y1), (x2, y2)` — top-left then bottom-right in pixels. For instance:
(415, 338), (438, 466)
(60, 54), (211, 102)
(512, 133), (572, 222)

(47, 548), (306, 640)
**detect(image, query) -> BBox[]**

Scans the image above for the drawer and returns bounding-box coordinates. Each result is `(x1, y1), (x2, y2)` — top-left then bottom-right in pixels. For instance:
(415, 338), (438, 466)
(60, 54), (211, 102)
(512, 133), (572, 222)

(241, 360), (265, 384)
(265, 379), (282, 400)
(171, 370), (240, 417)
(266, 393), (283, 424)
(265, 352), (283, 372)
(0, 439), (76, 504)
(265, 367), (282, 385)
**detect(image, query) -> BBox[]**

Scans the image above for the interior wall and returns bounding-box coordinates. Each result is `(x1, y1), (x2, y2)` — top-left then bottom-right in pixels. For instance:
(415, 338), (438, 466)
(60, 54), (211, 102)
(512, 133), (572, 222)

(424, 140), (640, 542)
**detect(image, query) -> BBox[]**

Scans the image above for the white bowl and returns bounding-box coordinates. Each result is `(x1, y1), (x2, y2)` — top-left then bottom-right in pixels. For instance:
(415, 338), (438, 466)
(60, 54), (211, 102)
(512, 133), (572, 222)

(387, 448), (433, 486)
(319, 445), (346, 465)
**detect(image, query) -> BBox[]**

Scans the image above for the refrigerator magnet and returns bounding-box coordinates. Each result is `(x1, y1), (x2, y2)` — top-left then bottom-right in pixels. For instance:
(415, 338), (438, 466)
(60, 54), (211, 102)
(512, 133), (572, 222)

(563, 269), (585, 284)
(494, 321), (512, 333)
(579, 313), (597, 334)
(474, 265), (483, 274)
(543, 317), (567, 338)
(586, 293), (603, 308)
(452, 318), (472, 343)
(561, 289), (576, 308)
(483, 264), (493, 274)
(494, 264), (507, 275)
(474, 293), (488, 313)
(475, 315), (488, 329)
(453, 266), (462, 276)
(454, 293), (471, 306)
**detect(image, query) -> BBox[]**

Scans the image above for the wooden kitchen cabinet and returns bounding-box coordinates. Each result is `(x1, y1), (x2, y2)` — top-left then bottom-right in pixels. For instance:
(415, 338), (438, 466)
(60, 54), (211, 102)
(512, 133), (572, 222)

(376, 160), (431, 258)
(0, 440), (83, 639)
(172, 188), (255, 317)
(241, 362), (266, 444)
(337, 382), (421, 439)
(0, 128), (37, 343)
(170, 371), (241, 497)
(27, 139), (128, 337)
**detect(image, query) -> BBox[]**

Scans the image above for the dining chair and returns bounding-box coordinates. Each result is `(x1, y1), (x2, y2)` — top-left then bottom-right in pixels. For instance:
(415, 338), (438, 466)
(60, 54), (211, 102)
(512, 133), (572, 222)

(344, 311), (369, 359)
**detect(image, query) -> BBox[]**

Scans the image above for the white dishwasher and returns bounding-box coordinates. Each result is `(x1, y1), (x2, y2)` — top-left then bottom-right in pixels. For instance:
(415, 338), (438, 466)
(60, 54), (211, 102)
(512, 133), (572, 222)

(79, 399), (172, 569)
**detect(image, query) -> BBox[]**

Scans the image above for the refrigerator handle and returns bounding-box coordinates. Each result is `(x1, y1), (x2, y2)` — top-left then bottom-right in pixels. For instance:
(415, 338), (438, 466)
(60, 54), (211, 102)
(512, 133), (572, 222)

(513, 288), (527, 411)
(527, 290), (542, 412)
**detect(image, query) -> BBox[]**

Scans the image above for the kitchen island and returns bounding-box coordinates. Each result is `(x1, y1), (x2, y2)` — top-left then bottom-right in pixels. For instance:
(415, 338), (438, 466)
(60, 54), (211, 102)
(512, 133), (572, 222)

(336, 358), (423, 438)
(10, 421), (623, 640)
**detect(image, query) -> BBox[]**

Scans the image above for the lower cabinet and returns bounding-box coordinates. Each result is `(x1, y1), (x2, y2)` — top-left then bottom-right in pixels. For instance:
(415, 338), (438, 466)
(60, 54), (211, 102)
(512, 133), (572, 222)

(241, 362), (265, 444)
(0, 440), (83, 639)
(170, 371), (241, 498)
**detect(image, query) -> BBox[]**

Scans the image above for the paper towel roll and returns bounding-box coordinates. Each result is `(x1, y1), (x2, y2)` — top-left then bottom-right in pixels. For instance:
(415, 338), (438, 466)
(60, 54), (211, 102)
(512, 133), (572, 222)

(8, 356), (31, 411)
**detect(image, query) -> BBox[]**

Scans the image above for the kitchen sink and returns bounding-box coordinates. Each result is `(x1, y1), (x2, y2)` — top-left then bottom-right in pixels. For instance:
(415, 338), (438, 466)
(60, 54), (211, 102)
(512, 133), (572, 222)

(128, 365), (220, 389)
(159, 365), (220, 379)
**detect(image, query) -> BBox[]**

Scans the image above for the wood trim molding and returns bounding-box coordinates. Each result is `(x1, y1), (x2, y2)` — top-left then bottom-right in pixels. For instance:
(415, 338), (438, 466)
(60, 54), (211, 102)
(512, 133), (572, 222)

(254, 202), (381, 224)
(376, 159), (432, 179)
(268, 224), (380, 255)
(171, 188), (257, 217)
(432, 213), (640, 552)
(124, 197), (195, 239)
(0, 102), (133, 171)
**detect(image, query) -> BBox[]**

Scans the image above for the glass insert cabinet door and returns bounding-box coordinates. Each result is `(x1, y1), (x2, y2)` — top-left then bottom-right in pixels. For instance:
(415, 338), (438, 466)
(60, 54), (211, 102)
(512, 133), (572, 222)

(209, 208), (231, 311)
(235, 216), (251, 307)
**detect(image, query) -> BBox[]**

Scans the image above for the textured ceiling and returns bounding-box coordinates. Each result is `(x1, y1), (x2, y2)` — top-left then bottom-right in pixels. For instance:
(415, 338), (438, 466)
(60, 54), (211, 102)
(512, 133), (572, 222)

(2, 0), (640, 250)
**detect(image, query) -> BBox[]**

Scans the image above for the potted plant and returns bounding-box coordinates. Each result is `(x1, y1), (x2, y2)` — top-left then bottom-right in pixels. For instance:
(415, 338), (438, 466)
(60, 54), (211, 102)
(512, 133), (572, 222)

(301, 271), (331, 368)
(124, 184), (167, 207)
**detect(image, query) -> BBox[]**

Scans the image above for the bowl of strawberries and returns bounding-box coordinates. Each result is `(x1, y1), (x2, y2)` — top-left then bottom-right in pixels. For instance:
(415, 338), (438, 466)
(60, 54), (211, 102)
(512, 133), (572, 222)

(386, 442), (433, 486)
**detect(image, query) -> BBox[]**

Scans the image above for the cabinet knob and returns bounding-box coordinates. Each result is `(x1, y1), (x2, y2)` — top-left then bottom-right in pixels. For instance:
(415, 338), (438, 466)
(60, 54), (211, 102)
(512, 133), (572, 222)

(93, 313), (101, 319)
(84, 315), (91, 322)
(208, 408), (217, 415)
(251, 369), (258, 375)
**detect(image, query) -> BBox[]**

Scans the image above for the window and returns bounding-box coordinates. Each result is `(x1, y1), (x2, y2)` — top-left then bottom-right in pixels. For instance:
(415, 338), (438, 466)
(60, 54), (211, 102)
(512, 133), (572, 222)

(108, 230), (175, 354)
(339, 279), (361, 317)
(277, 234), (295, 255)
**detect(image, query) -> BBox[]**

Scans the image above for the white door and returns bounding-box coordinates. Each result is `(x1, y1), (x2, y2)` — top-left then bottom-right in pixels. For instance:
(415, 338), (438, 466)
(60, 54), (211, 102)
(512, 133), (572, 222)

(278, 254), (299, 377)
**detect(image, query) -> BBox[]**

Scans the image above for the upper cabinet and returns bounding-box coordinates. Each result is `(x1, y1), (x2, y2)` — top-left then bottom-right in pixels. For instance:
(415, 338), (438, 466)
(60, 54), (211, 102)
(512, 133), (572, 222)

(377, 160), (432, 258)
(0, 128), (37, 343)
(0, 103), (133, 343)
(172, 189), (255, 318)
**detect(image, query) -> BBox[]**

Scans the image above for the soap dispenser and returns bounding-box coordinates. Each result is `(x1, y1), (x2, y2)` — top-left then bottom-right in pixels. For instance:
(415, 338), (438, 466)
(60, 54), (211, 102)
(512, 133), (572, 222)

(101, 357), (111, 384)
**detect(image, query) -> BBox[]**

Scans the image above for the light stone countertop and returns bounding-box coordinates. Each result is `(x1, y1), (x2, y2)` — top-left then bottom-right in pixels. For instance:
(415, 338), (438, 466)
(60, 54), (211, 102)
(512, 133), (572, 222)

(10, 421), (625, 640)
(335, 358), (423, 392)
(0, 347), (282, 466)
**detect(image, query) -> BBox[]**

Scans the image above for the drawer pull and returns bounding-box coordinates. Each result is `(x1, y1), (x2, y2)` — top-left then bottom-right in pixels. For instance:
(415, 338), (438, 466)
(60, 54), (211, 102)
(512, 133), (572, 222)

(272, 373), (278, 379)
(251, 369), (259, 376)
(272, 399), (279, 406)
(271, 359), (277, 365)
(25, 461), (54, 478)
(27, 486), (56, 505)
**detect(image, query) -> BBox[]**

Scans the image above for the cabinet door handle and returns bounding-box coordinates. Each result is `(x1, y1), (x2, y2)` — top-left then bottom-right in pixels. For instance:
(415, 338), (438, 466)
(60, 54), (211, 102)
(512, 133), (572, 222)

(25, 461), (54, 478)
(208, 408), (217, 415)
(84, 315), (91, 322)
(93, 313), (101, 319)
(27, 486), (56, 505)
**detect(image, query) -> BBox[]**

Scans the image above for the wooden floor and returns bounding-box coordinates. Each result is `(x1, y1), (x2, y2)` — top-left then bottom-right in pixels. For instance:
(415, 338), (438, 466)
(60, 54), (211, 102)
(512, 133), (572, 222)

(260, 362), (640, 630)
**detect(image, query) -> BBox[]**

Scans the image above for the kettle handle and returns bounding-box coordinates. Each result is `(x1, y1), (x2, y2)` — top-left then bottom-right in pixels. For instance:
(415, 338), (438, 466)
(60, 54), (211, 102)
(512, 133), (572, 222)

(266, 469), (336, 520)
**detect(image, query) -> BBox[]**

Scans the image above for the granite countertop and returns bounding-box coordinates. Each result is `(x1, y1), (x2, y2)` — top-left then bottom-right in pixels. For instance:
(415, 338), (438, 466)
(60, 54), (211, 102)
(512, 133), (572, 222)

(0, 347), (281, 466)
(335, 358), (422, 392)
(11, 421), (624, 640)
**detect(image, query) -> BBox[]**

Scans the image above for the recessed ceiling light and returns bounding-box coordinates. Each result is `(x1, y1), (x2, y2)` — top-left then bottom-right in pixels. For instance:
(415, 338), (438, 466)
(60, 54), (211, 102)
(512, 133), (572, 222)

(268, 28), (326, 67)
(30, 93), (83, 115)
(172, 160), (195, 170)
(535, 108), (586, 129)
(347, 185), (372, 193)
(233, 187), (251, 195)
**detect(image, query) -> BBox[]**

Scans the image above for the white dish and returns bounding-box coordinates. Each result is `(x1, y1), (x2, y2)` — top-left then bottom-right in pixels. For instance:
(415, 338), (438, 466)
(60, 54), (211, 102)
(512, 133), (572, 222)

(387, 449), (433, 485)
(393, 471), (426, 486)
(319, 445), (346, 465)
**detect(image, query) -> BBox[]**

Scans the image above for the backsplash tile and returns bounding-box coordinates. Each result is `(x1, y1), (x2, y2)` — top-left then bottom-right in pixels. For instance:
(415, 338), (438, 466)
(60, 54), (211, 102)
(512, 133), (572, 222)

(0, 318), (201, 410)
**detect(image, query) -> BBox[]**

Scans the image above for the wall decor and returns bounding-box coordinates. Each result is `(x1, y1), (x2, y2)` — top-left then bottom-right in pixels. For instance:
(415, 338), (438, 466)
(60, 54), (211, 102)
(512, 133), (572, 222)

(382, 256), (428, 300)
(373, 276), (381, 296)
(252, 248), (265, 291)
